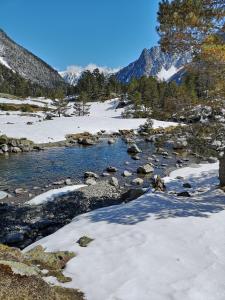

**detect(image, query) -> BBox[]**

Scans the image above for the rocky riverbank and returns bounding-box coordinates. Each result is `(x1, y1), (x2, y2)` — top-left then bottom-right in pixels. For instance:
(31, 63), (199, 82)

(0, 181), (145, 249)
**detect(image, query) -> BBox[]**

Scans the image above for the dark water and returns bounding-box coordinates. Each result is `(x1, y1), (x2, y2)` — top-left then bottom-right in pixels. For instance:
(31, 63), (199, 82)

(0, 139), (195, 192)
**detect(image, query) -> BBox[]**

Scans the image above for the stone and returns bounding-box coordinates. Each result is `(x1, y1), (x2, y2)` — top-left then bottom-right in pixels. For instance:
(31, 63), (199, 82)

(106, 166), (118, 173)
(183, 183), (192, 188)
(84, 171), (99, 179)
(132, 178), (144, 185)
(78, 138), (96, 146)
(137, 164), (154, 174)
(65, 178), (72, 185)
(177, 191), (191, 197)
(77, 236), (94, 247)
(173, 138), (188, 150)
(152, 175), (166, 191)
(121, 188), (145, 202)
(11, 147), (22, 153)
(5, 232), (24, 244)
(108, 139), (116, 144)
(85, 178), (97, 186)
(0, 191), (9, 200)
(127, 144), (142, 154)
(1, 144), (8, 152)
(131, 155), (140, 160)
(208, 157), (218, 164)
(109, 177), (119, 187)
(122, 170), (132, 177)
(15, 188), (27, 195)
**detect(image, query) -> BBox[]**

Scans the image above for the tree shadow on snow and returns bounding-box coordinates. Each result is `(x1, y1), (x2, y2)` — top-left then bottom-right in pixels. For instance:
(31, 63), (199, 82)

(84, 170), (225, 225)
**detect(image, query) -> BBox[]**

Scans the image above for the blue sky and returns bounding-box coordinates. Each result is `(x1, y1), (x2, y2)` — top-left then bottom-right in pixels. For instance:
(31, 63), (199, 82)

(0, 0), (160, 71)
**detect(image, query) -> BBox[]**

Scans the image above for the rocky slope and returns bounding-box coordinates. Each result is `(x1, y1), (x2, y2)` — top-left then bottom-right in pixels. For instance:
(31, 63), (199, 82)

(0, 29), (65, 89)
(116, 46), (192, 83)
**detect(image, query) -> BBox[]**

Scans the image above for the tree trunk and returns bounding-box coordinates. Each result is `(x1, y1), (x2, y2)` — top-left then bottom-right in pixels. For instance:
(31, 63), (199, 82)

(219, 153), (225, 186)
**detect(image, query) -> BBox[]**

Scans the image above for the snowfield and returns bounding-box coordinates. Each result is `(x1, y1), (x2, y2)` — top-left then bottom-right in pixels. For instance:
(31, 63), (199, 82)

(0, 99), (178, 143)
(25, 162), (225, 300)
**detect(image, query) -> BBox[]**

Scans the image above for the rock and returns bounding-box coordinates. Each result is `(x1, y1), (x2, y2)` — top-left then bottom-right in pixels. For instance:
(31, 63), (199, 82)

(127, 144), (142, 154)
(177, 191), (191, 197)
(85, 178), (97, 186)
(53, 180), (64, 185)
(102, 172), (110, 177)
(65, 178), (72, 185)
(109, 177), (119, 187)
(15, 188), (27, 195)
(5, 232), (24, 244)
(78, 138), (96, 146)
(1, 144), (8, 152)
(183, 183), (192, 188)
(11, 147), (22, 153)
(132, 178), (144, 185)
(122, 170), (132, 177)
(131, 155), (140, 160)
(208, 157), (218, 164)
(84, 171), (99, 179)
(77, 236), (94, 247)
(137, 164), (154, 174)
(173, 138), (188, 150)
(121, 188), (145, 202)
(106, 166), (118, 173)
(108, 139), (116, 144)
(152, 175), (166, 191)
(0, 191), (9, 200)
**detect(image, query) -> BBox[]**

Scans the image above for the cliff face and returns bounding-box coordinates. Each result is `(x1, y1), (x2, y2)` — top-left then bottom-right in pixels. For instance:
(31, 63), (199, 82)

(116, 46), (192, 83)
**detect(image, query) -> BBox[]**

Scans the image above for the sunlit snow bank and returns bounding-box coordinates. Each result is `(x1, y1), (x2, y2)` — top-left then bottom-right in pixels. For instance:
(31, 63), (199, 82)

(0, 99), (178, 143)
(27, 185), (86, 206)
(25, 162), (225, 300)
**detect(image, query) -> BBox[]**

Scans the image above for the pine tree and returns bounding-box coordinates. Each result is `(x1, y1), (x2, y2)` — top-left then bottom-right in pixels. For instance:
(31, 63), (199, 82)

(52, 98), (69, 117)
(74, 91), (91, 116)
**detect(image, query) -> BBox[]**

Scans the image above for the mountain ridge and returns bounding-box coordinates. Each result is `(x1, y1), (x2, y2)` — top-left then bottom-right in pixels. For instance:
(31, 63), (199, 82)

(0, 29), (65, 89)
(116, 46), (192, 83)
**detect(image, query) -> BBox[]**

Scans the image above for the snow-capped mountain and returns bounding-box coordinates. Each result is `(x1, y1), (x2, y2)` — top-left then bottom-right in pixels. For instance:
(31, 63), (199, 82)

(60, 64), (120, 86)
(0, 29), (65, 88)
(116, 46), (192, 83)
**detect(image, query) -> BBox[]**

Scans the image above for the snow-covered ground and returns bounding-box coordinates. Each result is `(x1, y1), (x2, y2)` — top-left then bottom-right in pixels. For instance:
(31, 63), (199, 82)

(25, 162), (225, 300)
(0, 96), (52, 107)
(0, 99), (178, 143)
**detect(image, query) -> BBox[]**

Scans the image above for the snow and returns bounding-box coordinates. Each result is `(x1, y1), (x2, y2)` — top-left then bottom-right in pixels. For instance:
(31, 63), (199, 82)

(0, 56), (12, 70)
(27, 184), (86, 205)
(25, 162), (225, 300)
(0, 97), (52, 107)
(0, 99), (178, 143)
(60, 64), (120, 86)
(157, 66), (180, 81)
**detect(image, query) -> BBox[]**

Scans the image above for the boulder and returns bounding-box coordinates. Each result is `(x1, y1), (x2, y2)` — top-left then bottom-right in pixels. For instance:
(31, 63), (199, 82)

(109, 177), (119, 187)
(85, 178), (97, 186)
(1, 144), (8, 152)
(106, 166), (118, 173)
(137, 164), (154, 174)
(127, 144), (142, 154)
(122, 170), (132, 177)
(172, 138), (188, 150)
(84, 172), (99, 179)
(108, 139), (116, 144)
(132, 178), (144, 185)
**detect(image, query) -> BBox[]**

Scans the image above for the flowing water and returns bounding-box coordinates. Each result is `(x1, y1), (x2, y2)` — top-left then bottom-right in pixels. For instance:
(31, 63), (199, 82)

(0, 138), (197, 193)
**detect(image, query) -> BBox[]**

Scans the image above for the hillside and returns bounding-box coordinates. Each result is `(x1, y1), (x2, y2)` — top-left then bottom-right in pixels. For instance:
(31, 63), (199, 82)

(0, 29), (65, 89)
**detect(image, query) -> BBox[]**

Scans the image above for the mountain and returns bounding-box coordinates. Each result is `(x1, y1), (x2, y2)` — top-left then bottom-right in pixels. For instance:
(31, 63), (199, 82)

(0, 29), (65, 89)
(116, 46), (192, 83)
(60, 64), (120, 86)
